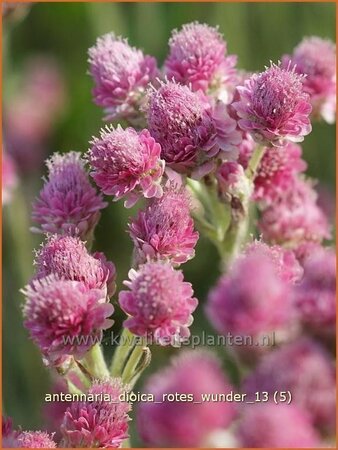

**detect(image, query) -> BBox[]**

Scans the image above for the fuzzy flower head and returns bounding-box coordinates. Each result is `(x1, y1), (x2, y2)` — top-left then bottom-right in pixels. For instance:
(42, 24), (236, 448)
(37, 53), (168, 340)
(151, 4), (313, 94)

(237, 403), (320, 448)
(129, 187), (199, 266)
(88, 33), (158, 122)
(35, 234), (116, 298)
(294, 246), (336, 336)
(259, 177), (331, 248)
(119, 261), (198, 345)
(146, 80), (241, 175)
(253, 143), (307, 206)
(32, 152), (107, 240)
(137, 350), (236, 447)
(282, 37), (336, 123)
(61, 378), (131, 448)
(165, 22), (238, 101)
(87, 126), (164, 208)
(22, 275), (114, 364)
(206, 251), (293, 340)
(17, 431), (57, 448)
(233, 62), (312, 146)
(243, 338), (336, 432)
(244, 240), (303, 284)
(216, 161), (253, 201)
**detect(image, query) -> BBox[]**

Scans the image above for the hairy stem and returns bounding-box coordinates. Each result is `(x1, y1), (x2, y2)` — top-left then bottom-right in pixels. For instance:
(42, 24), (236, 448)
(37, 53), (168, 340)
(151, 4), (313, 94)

(110, 328), (137, 377)
(81, 343), (110, 379)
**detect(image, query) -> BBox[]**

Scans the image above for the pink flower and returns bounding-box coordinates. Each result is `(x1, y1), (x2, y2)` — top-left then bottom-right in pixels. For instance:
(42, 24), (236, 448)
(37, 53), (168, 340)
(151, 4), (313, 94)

(282, 37), (336, 124)
(119, 261), (198, 345)
(34, 234), (116, 298)
(294, 246), (336, 336)
(32, 152), (107, 241)
(244, 240), (303, 284)
(22, 275), (114, 364)
(129, 187), (199, 265)
(61, 378), (131, 448)
(146, 80), (241, 175)
(2, 150), (18, 205)
(237, 403), (321, 448)
(87, 126), (164, 208)
(17, 431), (57, 448)
(243, 338), (336, 432)
(137, 350), (236, 447)
(88, 33), (158, 122)
(253, 143), (307, 206)
(259, 177), (331, 248)
(2, 417), (20, 448)
(206, 251), (293, 340)
(164, 22), (238, 102)
(233, 63), (312, 146)
(216, 161), (252, 200)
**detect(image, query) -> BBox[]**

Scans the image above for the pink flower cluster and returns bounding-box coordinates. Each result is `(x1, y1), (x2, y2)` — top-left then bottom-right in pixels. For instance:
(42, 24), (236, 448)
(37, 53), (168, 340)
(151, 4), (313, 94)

(2, 417), (57, 448)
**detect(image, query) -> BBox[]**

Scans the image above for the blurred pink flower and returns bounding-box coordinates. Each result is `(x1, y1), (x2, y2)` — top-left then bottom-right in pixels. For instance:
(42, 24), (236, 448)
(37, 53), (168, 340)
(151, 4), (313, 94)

(237, 403), (321, 448)
(32, 152), (107, 240)
(119, 261), (198, 345)
(243, 338), (336, 432)
(88, 33), (158, 122)
(165, 21), (238, 102)
(17, 431), (57, 448)
(22, 275), (114, 364)
(61, 378), (131, 448)
(137, 350), (236, 447)
(282, 37), (336, 123)
(87, 126), (164, 208)
(35, 234), (116, 298)
(129, 187), (199, 265)
(233, 63), (312, 146)
(146, 80), (241, 175)
(2, 150), (18, 205)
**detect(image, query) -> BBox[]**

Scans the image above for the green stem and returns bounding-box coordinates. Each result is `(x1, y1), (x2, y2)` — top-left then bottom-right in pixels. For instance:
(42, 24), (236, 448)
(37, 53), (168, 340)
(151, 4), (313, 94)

(81, 344), (109, 379)
(245, 144), (266, 180)
(110, 328), (137, 377)
(122, 339), (151, 388)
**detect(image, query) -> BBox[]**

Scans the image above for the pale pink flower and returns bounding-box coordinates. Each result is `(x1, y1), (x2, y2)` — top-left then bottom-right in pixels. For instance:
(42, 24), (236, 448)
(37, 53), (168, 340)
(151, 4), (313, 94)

(282, 37), (336, 123)
(32, 152), (107, 240)
(88, 33), (158, 122)
(35, 234), (116, 298)
(294, 246), (336, 336)
(233, 63), (312, 146)
(216, 161), (252, 200)
(87, 126), (164, 208)
(17, 431), (57, 448)
(119, 261), (198, 345)
(22, 275), (114, 364)
(237, 403), (321, 448)
(206, 251), (293, 340)
(243, 338), (336, 432)
(259, 177), (331, 247)
(165, 22), (238, 102)
(129, 187), (199, 265)
(253, 143), (307, 206)
(2, 150), (18, 205)
(137, 350), (236, 447)
(244, 240), (303, 284)
(61, 378), (131, 448)
(146, 80), (241, 176)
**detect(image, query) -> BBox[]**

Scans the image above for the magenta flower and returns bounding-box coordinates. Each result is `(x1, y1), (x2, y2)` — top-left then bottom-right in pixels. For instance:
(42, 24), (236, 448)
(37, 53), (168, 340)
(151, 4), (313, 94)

(32, 152), (107, 241)
(206, 251), (293, 341)
(294, 246), (336, 336)
(137, 350), (236, 447)
(237, 403), (321, 448)
(146, 80), (241, 176)
(2, 150), (18, 205)
(244, 240), (303, 284)
(87, 125), (164, 208)
(22, 275), (114, 364)
(129, 187), (199, 265)
(253, 143), (307, 206)
(165, 22), (238, 101)
(259, 177), (331, 248)
(282, 37), (336, 124)
(119, 261), (198, 345)
(88, 33), (158, 122)
(34, 234), (116, 298)
(243, 338), (336, 432)
(61, 378), (131, 448)
(17, 431), (57, 448)
(233, 63), (312, 146)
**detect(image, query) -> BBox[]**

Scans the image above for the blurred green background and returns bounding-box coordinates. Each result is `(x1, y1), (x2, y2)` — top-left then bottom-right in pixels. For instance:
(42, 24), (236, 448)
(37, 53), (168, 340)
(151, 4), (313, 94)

(2, 1), (335, 442)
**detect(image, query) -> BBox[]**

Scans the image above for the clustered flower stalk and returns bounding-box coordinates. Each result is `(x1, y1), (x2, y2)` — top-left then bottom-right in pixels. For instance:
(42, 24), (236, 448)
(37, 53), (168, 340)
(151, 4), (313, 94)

(5, 21), (335, 448)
